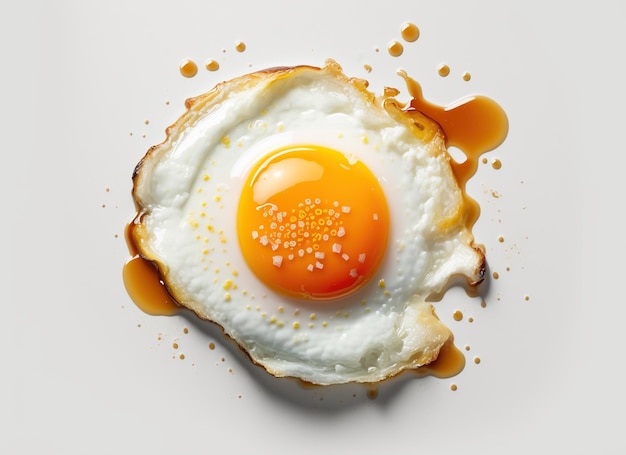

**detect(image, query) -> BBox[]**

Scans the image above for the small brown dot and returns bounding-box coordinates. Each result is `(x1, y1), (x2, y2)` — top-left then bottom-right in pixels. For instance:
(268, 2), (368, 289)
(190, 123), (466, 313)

(235, 41), (246, 52)
(492, 272), (499, 279)
(474, 357), (481, 364)
(179, 354), (185, 360)
(450, 384), (458, 391)
(498, 236), (504, 243)
(209, 342), (215, 350)
(492, 158), (502, 170)
(525, 295), (530, 301)
(453, 310), (463, 321)
(465, 345), (471, 351)
(172, 343), (179, 349)
(462, 71), (471, 81)
(183, 327), (189, 334)
(144, 119), (149, 125)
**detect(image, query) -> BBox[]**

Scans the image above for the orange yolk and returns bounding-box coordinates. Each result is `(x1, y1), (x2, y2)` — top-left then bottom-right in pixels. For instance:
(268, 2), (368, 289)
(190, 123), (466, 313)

(237, 145), (389, 300)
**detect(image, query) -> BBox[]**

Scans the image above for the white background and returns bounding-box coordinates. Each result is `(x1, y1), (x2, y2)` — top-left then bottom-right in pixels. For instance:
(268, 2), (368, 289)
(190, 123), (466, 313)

(2, 1), (623, 453)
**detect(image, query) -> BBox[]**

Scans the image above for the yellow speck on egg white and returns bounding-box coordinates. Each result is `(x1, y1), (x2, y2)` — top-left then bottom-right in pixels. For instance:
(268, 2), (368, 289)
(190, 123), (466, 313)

(203, 174), (210, 182)
(309, 313), (317, 320)
(223, 280), (233, 290)
(221, 136), (231, 148)
(206, 224), (214, 232)
(224, 293), (231, 302)
(293, 322), (300, 329)
(378, 279), (386, 288)
(269, 316), (277, 324)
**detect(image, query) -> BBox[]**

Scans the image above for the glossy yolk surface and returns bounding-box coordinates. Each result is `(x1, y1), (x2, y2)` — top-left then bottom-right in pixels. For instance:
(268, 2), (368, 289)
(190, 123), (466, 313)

(237, 145), (389, 300)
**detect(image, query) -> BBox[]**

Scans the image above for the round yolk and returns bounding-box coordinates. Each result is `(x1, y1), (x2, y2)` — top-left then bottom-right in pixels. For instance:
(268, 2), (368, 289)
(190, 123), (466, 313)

(237, 145), (389, 300)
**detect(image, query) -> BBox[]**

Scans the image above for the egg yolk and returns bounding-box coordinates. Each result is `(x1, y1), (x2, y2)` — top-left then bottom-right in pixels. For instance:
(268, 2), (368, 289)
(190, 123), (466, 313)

(237, 145), (389, 300)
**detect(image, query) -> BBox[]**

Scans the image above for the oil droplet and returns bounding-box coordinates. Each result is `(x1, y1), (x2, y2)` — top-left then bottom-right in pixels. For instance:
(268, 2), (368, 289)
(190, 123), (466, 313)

(438, 64), (450, 77)
(525, 295), (530, 301)
(183, 327), (189, 334)
(209, 342), (215, 350)
(482, 157), (488, 164)
(450, 384), (458, 391)
(474, 357), (481, 364)
(492, 158), (502, 169)
(235, 41), (246, 52)
(387, 40), (404, 57)
(462, 72), (471, 81)
(468, 317), (474, 323)
(205, 59), (220, 71)
(401, 22), (420, 42)
(481, 300), (487, 308)
(179, 354), (185, 360)
(179, 59), (198, 78)
(363, 64), (372, 73)
(172, 343), (179, 349)
(453, 310), (463, 321)
(465, 345), (471, 351)
(492, 272), (499, 279)
(498, 236), (505, 243)
(144, 120), (149, 125)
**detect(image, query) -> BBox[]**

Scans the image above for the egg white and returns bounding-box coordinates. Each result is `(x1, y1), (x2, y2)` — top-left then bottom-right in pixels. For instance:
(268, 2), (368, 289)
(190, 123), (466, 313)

(132, 60), (484, 385)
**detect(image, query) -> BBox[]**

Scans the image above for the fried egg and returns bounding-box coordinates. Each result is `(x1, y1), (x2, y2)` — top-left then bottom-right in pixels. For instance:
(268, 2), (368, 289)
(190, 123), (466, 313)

(131, 60), (485, 385)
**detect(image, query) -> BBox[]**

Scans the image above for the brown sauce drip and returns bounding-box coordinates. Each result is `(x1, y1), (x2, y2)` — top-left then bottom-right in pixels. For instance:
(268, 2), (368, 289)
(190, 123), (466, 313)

(399, 71), (509, 230)
(123, 220), (180, 316)
(413, 340), (466, 378)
